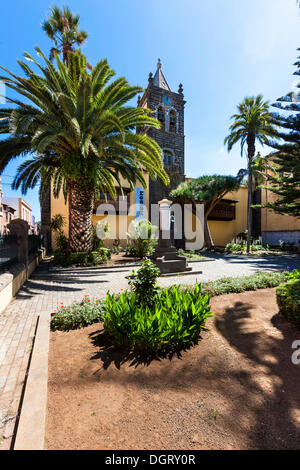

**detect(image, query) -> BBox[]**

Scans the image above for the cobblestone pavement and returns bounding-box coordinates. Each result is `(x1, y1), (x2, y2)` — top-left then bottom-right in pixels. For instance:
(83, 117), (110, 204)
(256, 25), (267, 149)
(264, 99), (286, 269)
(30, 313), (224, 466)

(0, 253), (299, 449)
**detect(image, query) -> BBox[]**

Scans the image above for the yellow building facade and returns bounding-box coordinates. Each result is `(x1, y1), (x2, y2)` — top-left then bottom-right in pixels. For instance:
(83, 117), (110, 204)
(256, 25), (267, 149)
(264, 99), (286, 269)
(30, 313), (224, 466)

(49, 176), (248, 250)
(261, 185), (300, 246)
(50, 172), (150, 250)
(208, 186), (248, 247)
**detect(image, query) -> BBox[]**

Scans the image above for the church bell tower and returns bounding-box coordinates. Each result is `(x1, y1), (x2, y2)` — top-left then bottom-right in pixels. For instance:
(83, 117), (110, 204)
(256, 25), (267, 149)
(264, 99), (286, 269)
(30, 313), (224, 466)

(138, 59), (186, 207)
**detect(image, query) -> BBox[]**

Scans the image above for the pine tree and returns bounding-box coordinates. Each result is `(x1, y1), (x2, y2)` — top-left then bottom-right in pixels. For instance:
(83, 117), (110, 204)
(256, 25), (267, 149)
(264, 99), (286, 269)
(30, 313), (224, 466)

(265, 49), (300, 217)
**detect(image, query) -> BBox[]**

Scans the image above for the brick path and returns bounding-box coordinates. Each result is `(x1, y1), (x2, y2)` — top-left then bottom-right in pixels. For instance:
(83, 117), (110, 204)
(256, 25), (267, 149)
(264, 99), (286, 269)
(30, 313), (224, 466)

(0, 253), (299, 449)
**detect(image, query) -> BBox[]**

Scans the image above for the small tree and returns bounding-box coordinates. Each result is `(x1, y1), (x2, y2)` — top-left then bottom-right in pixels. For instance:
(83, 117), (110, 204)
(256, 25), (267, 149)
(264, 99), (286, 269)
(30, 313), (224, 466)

(49, 214), (65, 233)
(171, 175), (242, 249)
(49, 214), (68, 252)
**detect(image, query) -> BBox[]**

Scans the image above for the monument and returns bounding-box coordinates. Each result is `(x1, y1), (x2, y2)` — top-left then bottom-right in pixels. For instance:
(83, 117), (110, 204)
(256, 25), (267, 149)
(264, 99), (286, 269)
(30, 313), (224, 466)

(151, 199), (192, 275)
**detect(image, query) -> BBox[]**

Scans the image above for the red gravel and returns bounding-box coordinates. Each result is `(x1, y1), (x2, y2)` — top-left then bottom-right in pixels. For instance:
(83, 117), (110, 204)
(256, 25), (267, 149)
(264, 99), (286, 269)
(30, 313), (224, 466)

(45, 288), (300, 450)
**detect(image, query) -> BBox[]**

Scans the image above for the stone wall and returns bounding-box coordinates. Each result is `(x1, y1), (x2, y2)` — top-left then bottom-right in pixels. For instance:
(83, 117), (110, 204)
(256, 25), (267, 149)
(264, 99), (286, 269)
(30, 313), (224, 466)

(0, 249), (45, 314)
(262, 231), (300, 247)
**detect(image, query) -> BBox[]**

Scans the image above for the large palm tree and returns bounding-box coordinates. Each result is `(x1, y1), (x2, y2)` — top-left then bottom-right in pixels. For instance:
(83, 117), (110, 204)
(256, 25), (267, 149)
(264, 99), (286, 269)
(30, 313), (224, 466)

(224, 95), (277, 253)
(0, 48), (168, 252)
(42, 5), (88, 65)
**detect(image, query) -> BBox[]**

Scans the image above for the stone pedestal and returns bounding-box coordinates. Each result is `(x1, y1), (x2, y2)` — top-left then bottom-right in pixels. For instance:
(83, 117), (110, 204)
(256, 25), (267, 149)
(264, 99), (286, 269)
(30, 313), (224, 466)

(151, 199), (191, 274)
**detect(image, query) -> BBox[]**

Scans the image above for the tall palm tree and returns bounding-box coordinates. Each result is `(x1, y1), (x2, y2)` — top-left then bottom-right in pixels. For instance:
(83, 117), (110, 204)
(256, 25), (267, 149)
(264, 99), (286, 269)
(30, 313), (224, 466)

(0, 48), (168, 252)
(224, 95), (277, 253)
(42, 5), (88, 65)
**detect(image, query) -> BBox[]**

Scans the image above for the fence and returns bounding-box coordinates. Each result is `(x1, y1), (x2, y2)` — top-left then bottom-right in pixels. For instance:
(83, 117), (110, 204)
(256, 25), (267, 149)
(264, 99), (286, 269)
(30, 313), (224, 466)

(28, 234), (42, 256)
(0, 234), (18, 271)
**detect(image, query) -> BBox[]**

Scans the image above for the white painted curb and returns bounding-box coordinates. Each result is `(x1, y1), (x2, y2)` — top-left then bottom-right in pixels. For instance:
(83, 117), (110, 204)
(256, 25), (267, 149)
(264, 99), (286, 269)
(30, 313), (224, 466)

(13, 312), (50, 450)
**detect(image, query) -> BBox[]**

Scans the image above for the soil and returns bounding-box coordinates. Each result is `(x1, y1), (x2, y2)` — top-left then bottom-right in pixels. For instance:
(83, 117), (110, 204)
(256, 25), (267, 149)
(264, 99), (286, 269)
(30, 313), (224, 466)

(45, 288), (300, 450)
(107, 252), (141, 266)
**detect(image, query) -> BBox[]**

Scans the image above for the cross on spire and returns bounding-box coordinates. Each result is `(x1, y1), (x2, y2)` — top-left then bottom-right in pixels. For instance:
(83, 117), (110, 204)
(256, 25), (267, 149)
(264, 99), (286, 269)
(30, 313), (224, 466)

(152, 59), (170, 91)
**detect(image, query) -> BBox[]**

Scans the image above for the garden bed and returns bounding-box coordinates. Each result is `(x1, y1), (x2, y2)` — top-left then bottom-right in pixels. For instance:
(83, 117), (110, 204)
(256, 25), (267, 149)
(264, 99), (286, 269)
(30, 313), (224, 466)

(45, 288), (300, 450)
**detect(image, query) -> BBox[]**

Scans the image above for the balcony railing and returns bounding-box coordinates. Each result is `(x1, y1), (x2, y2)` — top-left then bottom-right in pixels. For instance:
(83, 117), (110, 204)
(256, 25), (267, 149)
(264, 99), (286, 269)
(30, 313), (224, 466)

(208, 201), (236, 221)
(94, 195), (130, 215)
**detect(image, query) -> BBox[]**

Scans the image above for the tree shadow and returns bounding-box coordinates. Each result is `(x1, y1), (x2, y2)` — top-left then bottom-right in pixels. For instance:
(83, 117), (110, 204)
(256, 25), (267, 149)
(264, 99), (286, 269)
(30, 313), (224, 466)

(74, 290), (300, 449)
(207, 252), (300, 272)
(88, 328), (202, 370)
(214, 299), (300, 449)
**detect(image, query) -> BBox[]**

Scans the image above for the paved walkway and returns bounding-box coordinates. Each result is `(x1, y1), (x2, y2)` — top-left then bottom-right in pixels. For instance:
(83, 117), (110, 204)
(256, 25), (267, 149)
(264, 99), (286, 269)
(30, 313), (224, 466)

(0, 253), (299, 449)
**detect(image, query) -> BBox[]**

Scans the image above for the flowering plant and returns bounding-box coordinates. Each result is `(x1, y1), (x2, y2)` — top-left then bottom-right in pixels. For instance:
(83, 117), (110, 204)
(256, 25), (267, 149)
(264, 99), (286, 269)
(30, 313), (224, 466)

(51, 296), (105, 331)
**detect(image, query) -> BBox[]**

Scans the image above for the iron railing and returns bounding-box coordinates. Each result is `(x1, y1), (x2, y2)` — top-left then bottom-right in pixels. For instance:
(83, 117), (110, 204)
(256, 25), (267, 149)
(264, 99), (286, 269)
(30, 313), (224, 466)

(28, 234), (42, 256)
(0, 234), (18, 271)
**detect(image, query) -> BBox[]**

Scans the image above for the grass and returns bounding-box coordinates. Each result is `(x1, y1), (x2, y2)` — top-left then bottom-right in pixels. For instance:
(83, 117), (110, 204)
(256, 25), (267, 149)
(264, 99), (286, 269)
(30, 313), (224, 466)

(193, 271), (290, 297)
(178, 249), (206, 261)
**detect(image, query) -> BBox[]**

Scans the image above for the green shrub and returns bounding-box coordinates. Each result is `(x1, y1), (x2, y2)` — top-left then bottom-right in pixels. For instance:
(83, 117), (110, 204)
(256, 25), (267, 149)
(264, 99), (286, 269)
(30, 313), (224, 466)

(56, 232), (68, 251)
(112, 238), (121, 254)
(69, 252), (90, 266)
(53, 248), (111, 267)
(53, 250), (68, 266)
(92, 224), (104, 250)
(287, 269), (300, 280)
(226, 243), (271, 253)
(276, 279), (300, 324)
(51, 297), (105, 331)
(279, 240), (297, 253)
(178, 249), (205, 260)
(251, 244), (270, 252)
(128, 258), (160, 306)
(125, 245), (140, 257)
(104, 284), (213, 352)
(127, 219), (158, 258)
(196, 271), (290, 297)
(98, 247), (111, 263)
(225, 243), (246, 253)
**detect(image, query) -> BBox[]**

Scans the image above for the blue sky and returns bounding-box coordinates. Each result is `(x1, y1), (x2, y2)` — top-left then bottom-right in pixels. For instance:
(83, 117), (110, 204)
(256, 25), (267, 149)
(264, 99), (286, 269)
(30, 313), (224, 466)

(0, 0), (299, 220)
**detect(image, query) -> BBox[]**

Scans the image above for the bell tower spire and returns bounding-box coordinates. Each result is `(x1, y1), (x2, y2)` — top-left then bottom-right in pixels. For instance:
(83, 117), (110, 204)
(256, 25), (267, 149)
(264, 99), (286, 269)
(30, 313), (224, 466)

(152, 58), (171, 91)
(137, 59), (186, 211)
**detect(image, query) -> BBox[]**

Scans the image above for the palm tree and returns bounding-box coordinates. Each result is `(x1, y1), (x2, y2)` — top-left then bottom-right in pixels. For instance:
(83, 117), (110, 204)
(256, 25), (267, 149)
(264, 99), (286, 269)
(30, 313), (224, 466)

(0, 48), (168, 252)
(224, 95), (277, 253)
(42, 5), (88, 65)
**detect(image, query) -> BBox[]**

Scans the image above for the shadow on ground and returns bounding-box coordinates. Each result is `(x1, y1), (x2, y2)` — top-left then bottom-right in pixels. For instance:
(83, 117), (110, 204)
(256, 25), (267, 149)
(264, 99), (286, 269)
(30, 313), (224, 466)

(213, 297), (300, 449)
(207, 252), (300, 272)
(89, 329), (198, 369)
(86, 290), (300, 449)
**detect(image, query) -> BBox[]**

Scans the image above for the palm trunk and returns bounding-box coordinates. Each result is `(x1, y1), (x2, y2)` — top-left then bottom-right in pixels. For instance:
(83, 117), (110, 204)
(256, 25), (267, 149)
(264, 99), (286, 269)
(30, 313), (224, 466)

(68, 179), (95, 253)
(247, 133), (255, 254)
(247, 168), (253, 253)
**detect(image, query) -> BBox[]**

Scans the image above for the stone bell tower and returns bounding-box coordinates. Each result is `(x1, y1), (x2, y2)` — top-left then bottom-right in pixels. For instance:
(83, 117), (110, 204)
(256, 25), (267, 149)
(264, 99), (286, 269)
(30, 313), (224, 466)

(138, 59), (186, 207)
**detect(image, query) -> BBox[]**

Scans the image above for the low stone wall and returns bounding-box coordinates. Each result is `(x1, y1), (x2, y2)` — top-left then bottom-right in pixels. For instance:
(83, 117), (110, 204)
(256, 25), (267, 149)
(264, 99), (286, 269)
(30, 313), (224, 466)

(0, 249), (45, 315)
(262, 230), (300, 246)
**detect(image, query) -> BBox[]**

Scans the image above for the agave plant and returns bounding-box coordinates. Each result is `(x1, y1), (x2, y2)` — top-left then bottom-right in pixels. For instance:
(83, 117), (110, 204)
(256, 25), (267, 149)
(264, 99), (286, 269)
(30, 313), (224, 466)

(0, 48), (168, 252)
